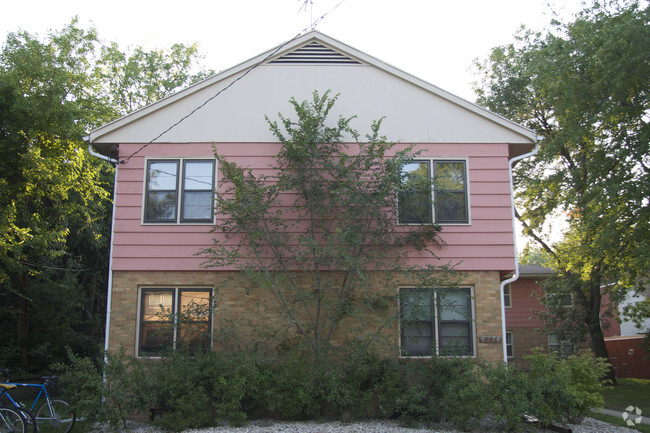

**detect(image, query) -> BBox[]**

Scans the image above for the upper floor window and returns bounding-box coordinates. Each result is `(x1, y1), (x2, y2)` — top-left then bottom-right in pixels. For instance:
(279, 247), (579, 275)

(399, 287), (475, 357)
(398, 160), (468, 224)
(139, 287), (213, 356)
(144, 159), (216, 223)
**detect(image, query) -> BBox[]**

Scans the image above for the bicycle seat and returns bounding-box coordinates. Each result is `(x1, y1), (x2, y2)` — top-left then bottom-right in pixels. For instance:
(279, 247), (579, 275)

(0, 383), (16, 389)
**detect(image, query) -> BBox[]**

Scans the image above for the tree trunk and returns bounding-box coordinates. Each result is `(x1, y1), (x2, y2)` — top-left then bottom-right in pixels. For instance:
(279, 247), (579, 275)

(585, 301), (617, 384)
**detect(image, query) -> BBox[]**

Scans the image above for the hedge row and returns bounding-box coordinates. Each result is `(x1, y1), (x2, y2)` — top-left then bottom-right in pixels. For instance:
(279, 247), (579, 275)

(53, 347), (610, 432)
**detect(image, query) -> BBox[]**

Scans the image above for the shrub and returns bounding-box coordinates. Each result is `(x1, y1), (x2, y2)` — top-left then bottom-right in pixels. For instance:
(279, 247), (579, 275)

(377, 357), (490, 430)
(524, 350), (609, 424)
(564, 351), (610, 423)
(52, 348), (149, 430)
(485, 363), (533, 431)
(260, 353), (319, 419)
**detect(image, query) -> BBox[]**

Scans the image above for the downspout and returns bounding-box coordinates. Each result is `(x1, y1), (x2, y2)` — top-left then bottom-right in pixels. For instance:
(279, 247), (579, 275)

(499, 138), (541, 364)
(86, 140), (118, 359)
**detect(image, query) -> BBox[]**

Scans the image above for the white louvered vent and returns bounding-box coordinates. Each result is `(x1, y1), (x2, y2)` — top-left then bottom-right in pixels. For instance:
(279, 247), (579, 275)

(270, 42), (361, 64)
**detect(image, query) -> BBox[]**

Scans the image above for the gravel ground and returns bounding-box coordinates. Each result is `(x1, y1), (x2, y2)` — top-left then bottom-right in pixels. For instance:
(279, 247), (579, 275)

(102, 417), (640, 433)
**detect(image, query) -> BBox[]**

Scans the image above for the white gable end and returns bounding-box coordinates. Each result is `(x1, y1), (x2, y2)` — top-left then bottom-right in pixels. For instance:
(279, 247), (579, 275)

(89, 32), (536, 149)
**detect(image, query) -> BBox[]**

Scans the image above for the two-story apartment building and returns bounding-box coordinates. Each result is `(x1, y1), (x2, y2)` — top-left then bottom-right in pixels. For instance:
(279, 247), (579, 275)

(88, 31), (538, 363)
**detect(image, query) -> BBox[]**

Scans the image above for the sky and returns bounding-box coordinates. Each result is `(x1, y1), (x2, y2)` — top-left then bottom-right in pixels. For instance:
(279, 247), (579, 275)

(1, 0), (590, 101)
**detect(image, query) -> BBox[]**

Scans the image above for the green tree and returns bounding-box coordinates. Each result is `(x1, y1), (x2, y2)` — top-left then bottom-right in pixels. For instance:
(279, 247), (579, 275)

(474, 0), (650, 377)
(99, 41), (212, 115)
(201, 91), (457, 362)
(0, 18), (211, 372)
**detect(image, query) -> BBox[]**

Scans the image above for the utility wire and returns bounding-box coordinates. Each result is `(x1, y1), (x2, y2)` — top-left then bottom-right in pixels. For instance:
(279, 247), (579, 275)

(120, 0), (347, 165)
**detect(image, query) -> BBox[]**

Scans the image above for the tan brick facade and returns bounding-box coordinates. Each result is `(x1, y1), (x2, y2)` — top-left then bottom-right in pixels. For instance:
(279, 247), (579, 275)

(108, 270), (506, 363)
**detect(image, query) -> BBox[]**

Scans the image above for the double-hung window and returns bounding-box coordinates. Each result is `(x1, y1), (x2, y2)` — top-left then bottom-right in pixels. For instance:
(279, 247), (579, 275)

(506, 331), (514, 358)
(398, 159), (468, 224)
(139, 288), (212, 356)
(399, 287), (474, 357)
(144, 159), (216, 223)
(548, 333), (575, 357)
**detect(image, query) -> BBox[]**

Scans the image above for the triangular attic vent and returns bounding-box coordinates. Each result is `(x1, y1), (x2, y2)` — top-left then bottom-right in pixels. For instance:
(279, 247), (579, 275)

(270, 42), (361, 64)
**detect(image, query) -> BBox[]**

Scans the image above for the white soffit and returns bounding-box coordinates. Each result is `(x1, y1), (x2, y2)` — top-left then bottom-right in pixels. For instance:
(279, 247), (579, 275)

(88, 31), (537, 146)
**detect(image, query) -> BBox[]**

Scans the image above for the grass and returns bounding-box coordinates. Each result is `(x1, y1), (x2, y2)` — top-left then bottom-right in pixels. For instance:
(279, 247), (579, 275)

(590, 411), (650, 433)
(602, 378), (650, 415)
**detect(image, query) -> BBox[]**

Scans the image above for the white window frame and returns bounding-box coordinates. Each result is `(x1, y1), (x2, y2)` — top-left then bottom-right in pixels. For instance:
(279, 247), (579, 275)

(506, 331), (514, 358)
(504, 285), (512, 308)
(143, 158), (216, 224)
(136, 286), (213, 357)
(398, 287), (476, 358)
(397, 158), (470, 225)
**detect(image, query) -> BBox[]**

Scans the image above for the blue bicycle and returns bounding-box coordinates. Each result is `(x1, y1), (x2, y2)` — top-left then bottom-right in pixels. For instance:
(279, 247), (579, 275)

(0, 376), (74, 433)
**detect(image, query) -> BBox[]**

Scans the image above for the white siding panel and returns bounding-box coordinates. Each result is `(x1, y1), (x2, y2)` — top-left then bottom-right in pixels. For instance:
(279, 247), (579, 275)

(93, 65), (532, 145)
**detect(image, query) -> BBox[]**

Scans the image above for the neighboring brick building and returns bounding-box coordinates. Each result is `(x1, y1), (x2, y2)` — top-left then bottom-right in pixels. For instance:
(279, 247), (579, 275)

(504, 264), (556, 366)
(88, 31), (538, 363)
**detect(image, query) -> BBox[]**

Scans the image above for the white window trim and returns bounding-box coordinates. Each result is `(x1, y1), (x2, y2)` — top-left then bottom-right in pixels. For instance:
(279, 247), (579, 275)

(398, 286), (477, 359)
(135, 286), (214, 358)
(142, 157), (217, 225)
(397, 157), (471, 226)
(505, 331), (514, 358)
(504, 285), (512, 308)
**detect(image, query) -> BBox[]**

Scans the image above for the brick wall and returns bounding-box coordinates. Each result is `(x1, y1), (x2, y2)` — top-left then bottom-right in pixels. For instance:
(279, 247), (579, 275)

(109, 270), (505, 363)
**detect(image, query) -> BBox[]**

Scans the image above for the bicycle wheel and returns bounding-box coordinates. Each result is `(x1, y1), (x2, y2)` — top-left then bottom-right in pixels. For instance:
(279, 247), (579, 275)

(0, 406), (26, 433)
(34, 400), (74, 433)
(15, 409), (36, 433)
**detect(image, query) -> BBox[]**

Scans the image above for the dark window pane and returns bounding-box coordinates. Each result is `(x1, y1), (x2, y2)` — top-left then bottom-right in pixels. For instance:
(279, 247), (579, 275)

(400, 288), (434, 356)
(140, 323), (173, 354)
(146, 191), (178, 221)
(398, 191), (432, 223)
(398, 161), (432, 224)
(506, 332), (513, 357)
(435, 191), (467, 222)
(434, 161), (467, 223)
(439, 322), (472, 356)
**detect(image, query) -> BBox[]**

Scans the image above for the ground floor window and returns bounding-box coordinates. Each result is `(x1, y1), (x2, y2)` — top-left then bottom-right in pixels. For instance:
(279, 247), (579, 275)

(139, 288), (212, 356)
(506, 331), (514, 358)
(547, 333), (575, 357)
(399, 287), (475, 357)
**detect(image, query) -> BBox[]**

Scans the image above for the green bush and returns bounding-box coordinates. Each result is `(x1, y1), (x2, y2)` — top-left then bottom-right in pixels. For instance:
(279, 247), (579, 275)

(146, 349), (268, 430)
(377, 357), (489, 430)
(564, 352), (610, 423)
(485, 362), (534, 431)
(52, 348), (149, 430)
(525, 350), (609, 424)
(260, 353), (319, 419)
(52, 345), (611, 431)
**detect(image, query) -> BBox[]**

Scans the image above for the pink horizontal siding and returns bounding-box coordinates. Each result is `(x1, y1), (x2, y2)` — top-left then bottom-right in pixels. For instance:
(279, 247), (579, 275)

(110, 142), (516, 272)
